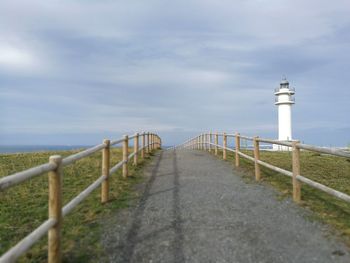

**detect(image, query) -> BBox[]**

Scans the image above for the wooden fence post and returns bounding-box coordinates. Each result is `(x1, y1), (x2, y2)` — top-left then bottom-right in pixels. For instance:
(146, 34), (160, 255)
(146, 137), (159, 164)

(141, 132), (145, 159)
(48, 155), (63, 263)
(123, 135), (129, 178)
(203, 134), (205, 150)
(101, 139), (110, 203)
(201, 134), (204, 150)
(149, 133), (152, 152)
(207, 133), (210, 151)
(235, 133), (240, 167)
(154, 134), (156, 150)
(253, 137), (261, 181)
(292, 141), (301, 203)
(202, 134), (205, 151)
(202, 133), (207, 151)
(202, 133), (205, 150)
(208, 132), (212, 152)
(202, 134), (204, 150)
(146, 133), (150, 154)
(206, 133), (208, 151)
(215, 133), (218, 155)
(134, 133), (139, 166)
(205, 133), (209, 151)
(223, 132), (227, 160)
(151, 134), (154, 151)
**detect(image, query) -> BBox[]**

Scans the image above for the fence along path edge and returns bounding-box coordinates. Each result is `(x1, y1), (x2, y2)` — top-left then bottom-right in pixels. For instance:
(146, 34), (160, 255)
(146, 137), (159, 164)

(177, 132), (350, 204)
(0, 132), (161, 263)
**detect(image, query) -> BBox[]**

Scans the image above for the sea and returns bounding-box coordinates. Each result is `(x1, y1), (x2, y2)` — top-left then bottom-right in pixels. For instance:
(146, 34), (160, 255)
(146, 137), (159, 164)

(0, 145), (173, 154)
(0, 145), (90, 154)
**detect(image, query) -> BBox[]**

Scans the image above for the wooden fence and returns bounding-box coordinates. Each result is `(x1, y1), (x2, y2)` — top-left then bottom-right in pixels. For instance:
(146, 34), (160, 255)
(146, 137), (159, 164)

(177, 132), (350, 205)
(0, 132), (161, 263)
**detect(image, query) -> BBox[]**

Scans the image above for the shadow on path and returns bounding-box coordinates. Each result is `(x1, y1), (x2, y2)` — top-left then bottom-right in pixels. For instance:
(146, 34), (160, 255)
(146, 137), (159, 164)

(172, 150), (185, 262)
(119, 150), (184, 262)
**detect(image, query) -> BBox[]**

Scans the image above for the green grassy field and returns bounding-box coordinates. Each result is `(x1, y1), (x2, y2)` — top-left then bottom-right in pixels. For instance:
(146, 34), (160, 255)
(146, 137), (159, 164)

(1, 147), (350, 261)
(216, 149), (350, 246)
(0, 148), (155, 262)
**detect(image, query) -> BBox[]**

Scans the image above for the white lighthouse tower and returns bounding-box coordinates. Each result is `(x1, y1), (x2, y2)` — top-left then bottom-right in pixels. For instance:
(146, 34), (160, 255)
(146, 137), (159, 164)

(273, 78), (295, 151)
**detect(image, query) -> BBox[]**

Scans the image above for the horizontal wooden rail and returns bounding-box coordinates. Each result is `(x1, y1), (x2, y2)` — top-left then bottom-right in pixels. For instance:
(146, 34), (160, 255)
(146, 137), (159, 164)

(62, 175), (107, 217)
(206, 142), (293, 178)
(296, 175), (350, 203)
(109, 160), (125, 175)
(258, 138), (293, 147)
(110, 138), (124, 146)
(62, 143), (106, 166)
(0, 163), (57, 191)
(208, 142), (223, 149)
(178, 131), (350, 206)
(239, 135), (254, 141)
(0, 219), (57, 263)
(208, 142), (235, 153)
(298, 143), (350, 158)
(237, 151), (255, 162)
(0, 132), (162, 263)
(128, 134), (136, 140)
(128, 143), (155, 161)
(257, 159), (293, 177)
(128, 151), (136, 160)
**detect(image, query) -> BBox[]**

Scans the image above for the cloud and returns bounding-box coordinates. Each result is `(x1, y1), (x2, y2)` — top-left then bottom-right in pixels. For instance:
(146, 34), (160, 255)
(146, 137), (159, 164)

(0, 0), (349, 146)
(0, 45), (42, 73)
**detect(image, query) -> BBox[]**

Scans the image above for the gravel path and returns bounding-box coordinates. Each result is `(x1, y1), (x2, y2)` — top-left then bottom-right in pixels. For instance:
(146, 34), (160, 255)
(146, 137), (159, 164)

(102, 149), (350, 263)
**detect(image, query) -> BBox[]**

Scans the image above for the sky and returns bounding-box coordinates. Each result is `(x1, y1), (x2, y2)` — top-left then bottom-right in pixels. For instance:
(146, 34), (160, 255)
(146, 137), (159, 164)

(0, 0), (349, 147)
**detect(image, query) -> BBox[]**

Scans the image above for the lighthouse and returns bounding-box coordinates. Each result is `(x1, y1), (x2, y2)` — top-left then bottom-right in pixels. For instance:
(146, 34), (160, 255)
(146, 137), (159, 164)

(273, 78), (295, 151)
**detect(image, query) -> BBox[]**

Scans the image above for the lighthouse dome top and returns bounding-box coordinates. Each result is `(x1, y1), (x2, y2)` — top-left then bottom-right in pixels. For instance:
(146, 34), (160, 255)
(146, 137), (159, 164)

(280, 78), (289, 87)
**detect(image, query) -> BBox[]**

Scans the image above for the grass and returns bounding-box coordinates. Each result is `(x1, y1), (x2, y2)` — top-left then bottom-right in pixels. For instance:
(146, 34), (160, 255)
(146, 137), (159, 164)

(0, 147), (155, 262)
(215, 148), (350, 245)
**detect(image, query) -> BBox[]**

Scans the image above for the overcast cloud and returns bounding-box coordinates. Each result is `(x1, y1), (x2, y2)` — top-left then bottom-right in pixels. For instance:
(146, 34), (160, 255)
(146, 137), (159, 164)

(0, 0), (349, 146)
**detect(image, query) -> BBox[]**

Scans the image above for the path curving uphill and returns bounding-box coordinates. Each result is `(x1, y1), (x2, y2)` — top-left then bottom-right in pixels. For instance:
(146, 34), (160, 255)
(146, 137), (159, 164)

(102, 149), (350, 263)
